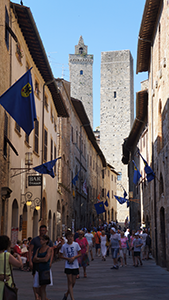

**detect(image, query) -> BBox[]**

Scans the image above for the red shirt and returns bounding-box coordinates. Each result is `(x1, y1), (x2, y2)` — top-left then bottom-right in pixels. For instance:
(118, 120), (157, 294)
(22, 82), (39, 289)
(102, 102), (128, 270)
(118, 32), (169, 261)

(13, 244), (21, 255)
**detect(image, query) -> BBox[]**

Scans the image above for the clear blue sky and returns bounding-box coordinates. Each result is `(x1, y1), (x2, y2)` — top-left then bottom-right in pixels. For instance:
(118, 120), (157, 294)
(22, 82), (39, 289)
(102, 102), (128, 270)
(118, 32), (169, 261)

(15, 0), (147, 129)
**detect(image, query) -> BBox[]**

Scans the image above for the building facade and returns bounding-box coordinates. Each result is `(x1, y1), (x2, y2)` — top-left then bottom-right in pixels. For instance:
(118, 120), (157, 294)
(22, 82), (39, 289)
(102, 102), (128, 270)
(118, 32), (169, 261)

(69, 36), (93, 127)
(100, 50), (134, 224)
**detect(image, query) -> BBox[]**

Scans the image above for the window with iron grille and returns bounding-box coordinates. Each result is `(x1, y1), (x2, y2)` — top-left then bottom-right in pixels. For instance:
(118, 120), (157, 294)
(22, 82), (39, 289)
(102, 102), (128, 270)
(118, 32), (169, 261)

(5, 7), (9, 50)
(44, 129), (48, 161)
(51, 138), (53, 161)
(3, 112), (8, 157)
(34, 119), (39, 154)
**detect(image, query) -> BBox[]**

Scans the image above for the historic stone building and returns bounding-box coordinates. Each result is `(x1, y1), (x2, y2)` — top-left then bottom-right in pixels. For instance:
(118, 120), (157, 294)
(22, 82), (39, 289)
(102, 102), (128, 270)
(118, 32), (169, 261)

(69, 36), (93, 127)
(100, 50), (134, 224)
(123, 0), (169, 270)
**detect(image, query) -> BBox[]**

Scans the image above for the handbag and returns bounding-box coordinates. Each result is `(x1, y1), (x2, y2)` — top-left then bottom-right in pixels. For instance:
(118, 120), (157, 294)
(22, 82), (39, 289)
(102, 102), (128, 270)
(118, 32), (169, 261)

(3, 252), (18, 300)
(39, 270), (51, 286)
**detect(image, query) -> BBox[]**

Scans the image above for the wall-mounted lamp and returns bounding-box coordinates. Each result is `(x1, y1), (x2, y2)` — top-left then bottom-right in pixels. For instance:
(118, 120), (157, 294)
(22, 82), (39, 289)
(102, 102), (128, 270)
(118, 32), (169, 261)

(21, 191), (41, 210)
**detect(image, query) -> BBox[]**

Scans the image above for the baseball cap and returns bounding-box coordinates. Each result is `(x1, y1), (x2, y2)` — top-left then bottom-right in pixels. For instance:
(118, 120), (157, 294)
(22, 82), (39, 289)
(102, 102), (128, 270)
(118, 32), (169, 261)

(111, 227), (116, 232)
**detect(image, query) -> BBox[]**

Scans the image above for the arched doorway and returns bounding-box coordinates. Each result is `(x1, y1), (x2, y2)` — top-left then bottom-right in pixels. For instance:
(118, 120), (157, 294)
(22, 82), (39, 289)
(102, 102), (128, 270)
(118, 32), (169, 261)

(53, 213), (56, 242)
(33, 209), (38, 238)
(11, 199), (19, 247)
(42, 197), (47, 225)
(160, 207), (166, 267)
(22, 204), (27, 240)
(48, 210), (52, 239)
(57, 200), (61, 237)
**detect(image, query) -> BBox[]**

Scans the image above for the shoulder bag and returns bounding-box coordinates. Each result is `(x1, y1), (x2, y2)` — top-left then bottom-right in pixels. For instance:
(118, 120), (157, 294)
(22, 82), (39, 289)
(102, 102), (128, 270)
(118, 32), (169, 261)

(3, 252), (18, 300)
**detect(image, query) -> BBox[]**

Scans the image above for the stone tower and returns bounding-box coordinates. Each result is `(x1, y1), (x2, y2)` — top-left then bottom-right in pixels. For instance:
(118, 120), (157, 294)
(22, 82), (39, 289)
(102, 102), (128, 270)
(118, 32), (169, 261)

(69, 36), (93, 127)
(100, 50), (134, 224)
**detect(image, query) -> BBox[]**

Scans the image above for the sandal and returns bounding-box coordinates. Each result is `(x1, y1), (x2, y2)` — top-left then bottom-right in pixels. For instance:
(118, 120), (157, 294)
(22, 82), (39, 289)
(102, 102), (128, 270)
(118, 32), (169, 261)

(76, 275), (80, 279)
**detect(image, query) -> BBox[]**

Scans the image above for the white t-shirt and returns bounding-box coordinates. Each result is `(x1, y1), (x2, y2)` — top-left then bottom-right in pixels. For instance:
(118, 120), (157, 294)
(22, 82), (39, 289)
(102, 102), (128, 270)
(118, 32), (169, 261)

(85, 233), (93, 245)
(110, 233), (121, 248)
(60, 241), (81, 269)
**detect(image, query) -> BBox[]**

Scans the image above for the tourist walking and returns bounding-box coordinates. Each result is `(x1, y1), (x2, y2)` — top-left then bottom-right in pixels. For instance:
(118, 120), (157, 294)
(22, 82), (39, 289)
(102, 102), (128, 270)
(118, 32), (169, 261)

(60, 230), (81, 300)
(33, 235), (53, 300)
(100, 230), (107, 261)
(85, 228), (94, 261)
(129, 230), (135, 266)
(94, 228), (101, 257)
(76, 230), (89, 278)
(109, 227), (121, 269)
(29, 225), (53, 300)
(133, 233), (143, 267)
(120, 231), (127, 266)
(0, 235), (23, 300)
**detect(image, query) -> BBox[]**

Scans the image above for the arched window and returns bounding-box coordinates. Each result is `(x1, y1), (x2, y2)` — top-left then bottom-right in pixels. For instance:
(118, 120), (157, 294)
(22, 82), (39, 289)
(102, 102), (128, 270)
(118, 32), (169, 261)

(79, 47), (83, 54)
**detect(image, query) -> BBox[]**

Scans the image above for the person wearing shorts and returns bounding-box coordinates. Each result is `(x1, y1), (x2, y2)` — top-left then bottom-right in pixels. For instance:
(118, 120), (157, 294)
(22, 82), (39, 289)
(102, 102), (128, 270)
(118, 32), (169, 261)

(60, 231), (81, 300)
(109, 227), (121, 269)
(85, 228), (94, 261)
(133, 233), (143, 267)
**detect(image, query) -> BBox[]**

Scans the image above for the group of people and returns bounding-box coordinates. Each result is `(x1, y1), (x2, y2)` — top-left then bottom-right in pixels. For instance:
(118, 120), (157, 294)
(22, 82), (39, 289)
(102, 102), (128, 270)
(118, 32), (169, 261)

(0, 224), (151, 300)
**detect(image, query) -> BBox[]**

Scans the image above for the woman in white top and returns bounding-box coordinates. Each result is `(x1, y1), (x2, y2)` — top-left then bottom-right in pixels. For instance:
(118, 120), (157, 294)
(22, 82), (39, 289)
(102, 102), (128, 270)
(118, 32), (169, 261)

(100, 230), (107, 261)
(60, 231), (81, 300)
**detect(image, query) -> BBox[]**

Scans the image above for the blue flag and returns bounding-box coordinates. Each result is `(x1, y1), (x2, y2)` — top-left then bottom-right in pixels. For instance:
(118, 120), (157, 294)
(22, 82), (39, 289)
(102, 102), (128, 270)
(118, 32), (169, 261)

(94, 201), (106, 215)
(0, 68), (36, 135)
(123, 190), (127, 198)
(72, 170), (80, 186)
(33, 157), (61, 178)
(114, 195), (127, 205)
(132, 160), (142, 185)
(104, 199), (108, 207)
(138, 150), (155, 182)
(106, 191), (110, 199)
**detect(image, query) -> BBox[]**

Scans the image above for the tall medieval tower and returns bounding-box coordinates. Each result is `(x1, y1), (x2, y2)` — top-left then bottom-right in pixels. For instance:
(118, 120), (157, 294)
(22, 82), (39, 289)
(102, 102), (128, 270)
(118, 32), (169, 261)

(69, 36), (93, 127)
(100, 50), (134, 223)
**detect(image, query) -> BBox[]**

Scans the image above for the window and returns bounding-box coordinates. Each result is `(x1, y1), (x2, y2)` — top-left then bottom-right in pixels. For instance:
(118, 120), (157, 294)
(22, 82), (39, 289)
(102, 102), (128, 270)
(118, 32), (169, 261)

(80, 70), (83, 75)
(5, 7), (9, 50)
(34, 119), (39, 154)
(158, 24), (161, 70)
(114, 91), (116, 98)
(112, 190), (114, 198)
(3, 112), (8, 157)
(44, 129), (48, 161)
(15, 122), (21, 134)
(76, 130), (78, 145)
(102, 169), (104, 179)
(44, 95), (48, 111)
(102, 188), (104, 198)
(158, 99), (162, 152)
(25, 133), (29, 145)
(117, 172), (122, 181)
(51, 138), (53, 161)
(54, 145), (56, 173)
(51, 108), (54, 123)
(79, 47), (83, 54)
(90, 156), (92, 167)
(35, 80), (40, 97)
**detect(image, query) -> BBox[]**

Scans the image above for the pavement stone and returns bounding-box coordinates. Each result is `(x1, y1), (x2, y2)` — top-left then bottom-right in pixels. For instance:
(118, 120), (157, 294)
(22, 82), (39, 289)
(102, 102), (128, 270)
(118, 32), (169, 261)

(13, 254), (169, 300)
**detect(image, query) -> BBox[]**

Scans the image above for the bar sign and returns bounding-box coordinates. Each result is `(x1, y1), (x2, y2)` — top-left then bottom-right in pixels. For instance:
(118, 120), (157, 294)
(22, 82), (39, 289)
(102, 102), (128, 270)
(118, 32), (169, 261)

(28, 175), (42, 186)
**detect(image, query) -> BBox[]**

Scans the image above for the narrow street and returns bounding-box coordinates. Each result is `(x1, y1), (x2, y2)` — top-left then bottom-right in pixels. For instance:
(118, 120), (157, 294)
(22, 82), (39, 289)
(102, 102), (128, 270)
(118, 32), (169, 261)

(14, 254), (169, 300)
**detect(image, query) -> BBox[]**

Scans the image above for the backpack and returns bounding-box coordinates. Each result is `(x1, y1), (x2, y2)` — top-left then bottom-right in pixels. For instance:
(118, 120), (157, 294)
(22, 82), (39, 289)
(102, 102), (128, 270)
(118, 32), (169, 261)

(146, 235), (151, 247)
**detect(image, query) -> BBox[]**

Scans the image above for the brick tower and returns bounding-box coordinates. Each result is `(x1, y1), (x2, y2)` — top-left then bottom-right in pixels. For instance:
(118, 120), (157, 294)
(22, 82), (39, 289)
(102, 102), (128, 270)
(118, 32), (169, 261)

(69, 36), (93, 127)
(100, 50), (134, 224)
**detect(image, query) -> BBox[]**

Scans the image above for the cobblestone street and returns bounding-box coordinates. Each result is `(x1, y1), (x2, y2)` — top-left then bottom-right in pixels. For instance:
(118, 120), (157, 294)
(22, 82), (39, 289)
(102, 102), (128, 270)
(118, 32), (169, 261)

(14, 254), (169, 300)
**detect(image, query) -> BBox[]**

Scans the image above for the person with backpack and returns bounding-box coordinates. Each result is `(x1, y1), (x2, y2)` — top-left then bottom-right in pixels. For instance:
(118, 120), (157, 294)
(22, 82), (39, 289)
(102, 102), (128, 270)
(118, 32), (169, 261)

(94, 229), (101, 257)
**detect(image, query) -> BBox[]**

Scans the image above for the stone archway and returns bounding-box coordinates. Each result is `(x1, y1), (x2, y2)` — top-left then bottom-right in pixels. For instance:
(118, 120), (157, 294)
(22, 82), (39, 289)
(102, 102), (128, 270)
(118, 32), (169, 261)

(53, 213), (56, 242)
(11, 199), (19, 247)
(57, 200), (61, 237)
(48, 210), (52, 239)
(33, 209), (38, 238)
(22, 204), (27, 240)
(42, 197), (47, 226)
